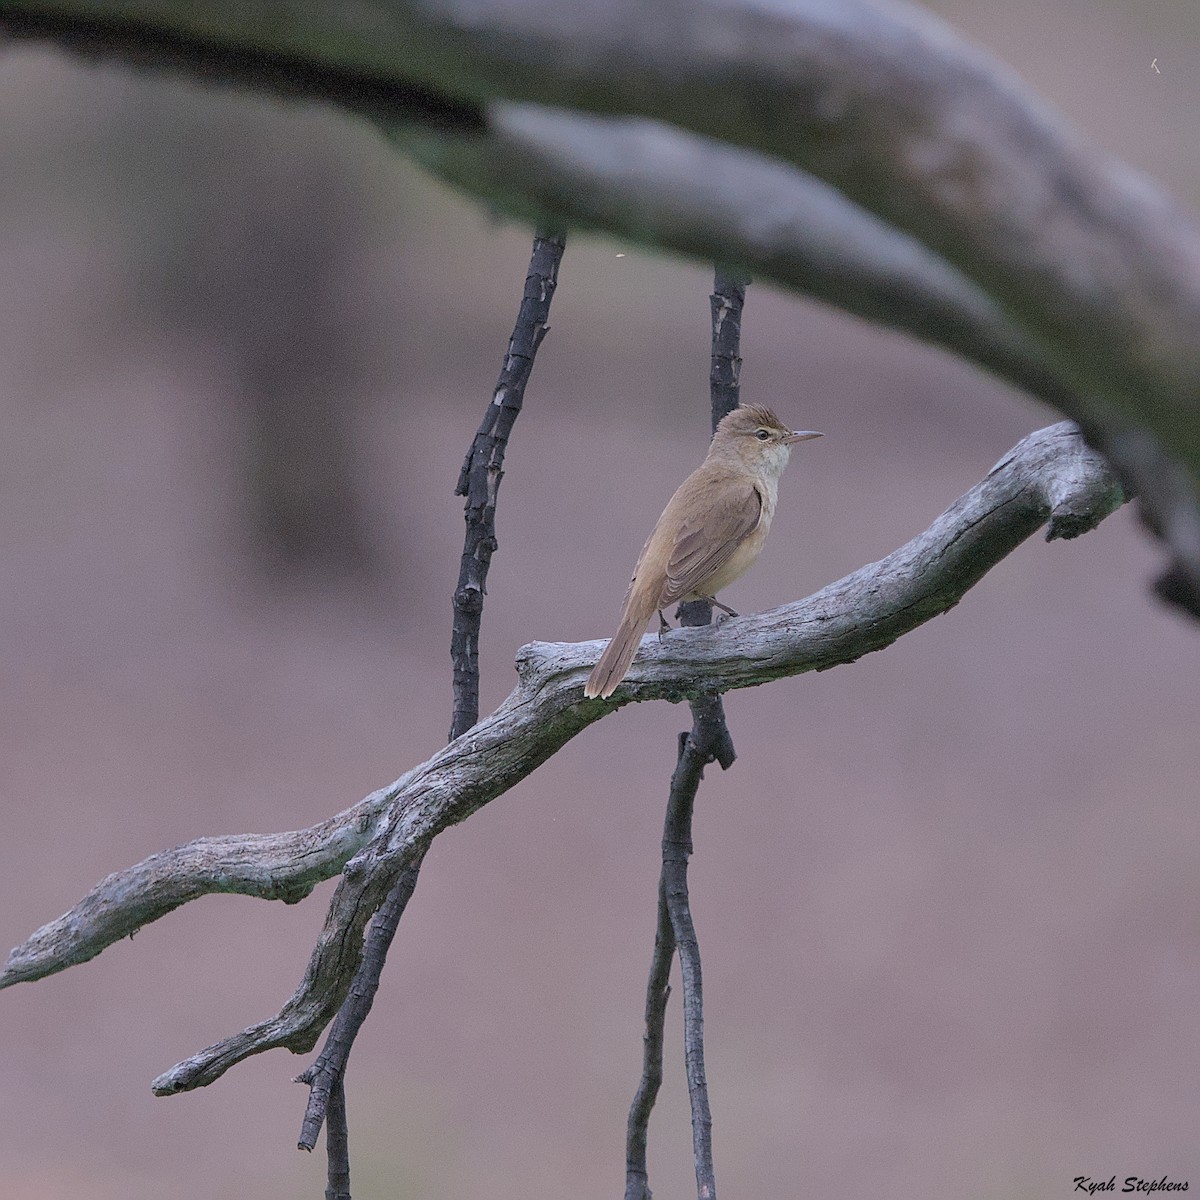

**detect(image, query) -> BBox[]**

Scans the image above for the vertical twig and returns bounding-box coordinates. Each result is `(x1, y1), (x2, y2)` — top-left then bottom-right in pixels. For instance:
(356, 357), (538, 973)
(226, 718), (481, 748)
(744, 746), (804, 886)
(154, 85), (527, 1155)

(324, 1077), (351, 1200)
(452, 231), (567, 740)
(294, 230), (566, 1196)
(294, 857), (424, 1153)
(664, 696), (734, 1200)
(625, 866), (675, 1200)
(625, 270), (748, 1200)
(709, 270), (747, 429)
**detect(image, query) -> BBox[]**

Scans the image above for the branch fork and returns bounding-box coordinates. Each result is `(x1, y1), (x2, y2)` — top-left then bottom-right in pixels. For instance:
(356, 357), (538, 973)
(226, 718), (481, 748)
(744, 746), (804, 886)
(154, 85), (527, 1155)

(1, 421), (1125, 1112)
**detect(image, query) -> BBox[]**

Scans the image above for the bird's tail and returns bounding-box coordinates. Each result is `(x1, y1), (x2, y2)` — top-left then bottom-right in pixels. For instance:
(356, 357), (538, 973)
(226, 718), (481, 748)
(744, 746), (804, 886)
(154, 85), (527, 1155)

(584, 592), (657, 699)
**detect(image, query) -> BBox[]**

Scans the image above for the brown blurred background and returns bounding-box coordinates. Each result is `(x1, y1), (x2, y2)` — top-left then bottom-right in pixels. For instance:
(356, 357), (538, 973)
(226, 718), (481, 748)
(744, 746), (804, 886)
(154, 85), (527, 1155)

(1, 3), (1198, 1197)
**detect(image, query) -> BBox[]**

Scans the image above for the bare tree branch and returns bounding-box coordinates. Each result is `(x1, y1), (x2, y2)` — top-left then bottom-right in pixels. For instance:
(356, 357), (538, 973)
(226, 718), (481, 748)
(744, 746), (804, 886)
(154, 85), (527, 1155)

(3, 0), (1197, 603)
(625, 879), (673, 1200)
(5, 0), (1200, 470)
(0, 6), (484, 131)
(294, 847), (424, 1151)
(2, 423), (1126, 1095)
(151, 857), (400, 1093)
(624, 701), (734, 1200)
(323, 1076), (351, 1200)
(452, 232), (566, 741)
(664, 698), (722, 1200)
(0, 800), (395, 987)
(707, 272), (747, 437)
(402, 106), (1200, 614)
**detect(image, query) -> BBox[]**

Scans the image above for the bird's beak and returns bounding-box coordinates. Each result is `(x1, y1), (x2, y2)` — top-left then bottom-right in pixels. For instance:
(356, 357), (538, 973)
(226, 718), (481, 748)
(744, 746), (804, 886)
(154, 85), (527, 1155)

(785, 430), (824, 445)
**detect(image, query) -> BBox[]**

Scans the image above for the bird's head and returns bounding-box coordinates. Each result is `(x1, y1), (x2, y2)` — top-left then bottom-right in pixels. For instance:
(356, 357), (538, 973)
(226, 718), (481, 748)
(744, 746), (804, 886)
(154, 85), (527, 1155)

(711, 404), (823, 476)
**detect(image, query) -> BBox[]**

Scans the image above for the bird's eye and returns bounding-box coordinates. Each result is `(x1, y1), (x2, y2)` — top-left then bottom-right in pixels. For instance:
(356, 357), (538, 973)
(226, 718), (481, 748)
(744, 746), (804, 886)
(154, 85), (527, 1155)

(755, 429), (771, 441)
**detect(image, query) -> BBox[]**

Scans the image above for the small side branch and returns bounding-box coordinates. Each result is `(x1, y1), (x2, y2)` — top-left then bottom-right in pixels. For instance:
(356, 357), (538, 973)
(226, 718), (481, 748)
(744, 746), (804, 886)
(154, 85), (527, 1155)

(629, 647), (731, 1200)
(294, 848), (425, 1151)
(664, 697), (727, 1200)
(452, 231), (566, 741)
(324, 1078), (351, 1200)
(708, 271), (748, 431)
(625, 874), (674, 1200)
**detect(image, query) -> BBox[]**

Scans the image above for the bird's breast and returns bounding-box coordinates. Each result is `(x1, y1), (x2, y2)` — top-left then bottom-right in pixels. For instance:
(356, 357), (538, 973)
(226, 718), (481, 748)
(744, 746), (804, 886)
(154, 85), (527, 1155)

(697, 508), (771, 597)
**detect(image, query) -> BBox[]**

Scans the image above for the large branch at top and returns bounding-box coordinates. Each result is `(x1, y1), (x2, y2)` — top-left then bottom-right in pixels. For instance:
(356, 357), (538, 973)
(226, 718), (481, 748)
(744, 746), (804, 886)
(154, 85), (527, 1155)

(4, 0), (1200, 474)
(398, 106), (1200, 606)
(1, 424), (1126, 1091)
(4, 0), (1198, 607)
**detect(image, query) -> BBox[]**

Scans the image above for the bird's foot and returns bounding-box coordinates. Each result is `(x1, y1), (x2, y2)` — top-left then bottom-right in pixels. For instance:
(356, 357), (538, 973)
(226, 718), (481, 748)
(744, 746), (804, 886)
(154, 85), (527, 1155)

(709, 597), (739, 624)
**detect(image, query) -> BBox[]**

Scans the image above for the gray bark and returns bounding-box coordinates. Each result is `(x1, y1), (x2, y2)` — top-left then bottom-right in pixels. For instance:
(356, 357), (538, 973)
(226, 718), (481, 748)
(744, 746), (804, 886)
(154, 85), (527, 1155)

(4, 0), (1197, 601)
(1, 423), (1126, 1092)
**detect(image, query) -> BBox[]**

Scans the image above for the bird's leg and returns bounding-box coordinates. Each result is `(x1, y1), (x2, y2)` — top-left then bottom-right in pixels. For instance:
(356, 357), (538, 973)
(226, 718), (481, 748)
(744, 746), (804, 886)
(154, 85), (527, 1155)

(657, 609), (671, 640)
(709, 596), (739, 623)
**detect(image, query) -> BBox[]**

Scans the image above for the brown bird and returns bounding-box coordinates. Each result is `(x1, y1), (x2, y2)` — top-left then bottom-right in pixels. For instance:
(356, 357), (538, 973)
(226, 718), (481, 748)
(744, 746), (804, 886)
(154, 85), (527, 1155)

(584, 405), (822, 699)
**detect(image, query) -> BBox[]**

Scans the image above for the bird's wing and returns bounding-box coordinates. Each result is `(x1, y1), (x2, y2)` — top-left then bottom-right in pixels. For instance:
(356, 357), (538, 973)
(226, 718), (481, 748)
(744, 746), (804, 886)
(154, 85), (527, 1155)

(661, 482), (763, 606)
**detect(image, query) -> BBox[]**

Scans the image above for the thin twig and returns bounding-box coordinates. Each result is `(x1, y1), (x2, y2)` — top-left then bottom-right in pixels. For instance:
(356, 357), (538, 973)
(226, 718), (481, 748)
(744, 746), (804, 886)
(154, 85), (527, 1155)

(452, 231), (567, 740)
(663, 696), (729, 1200)
(673, 271), (748, 1198)
(625, 871), (675, 1200)
(324, 1077), (351, 1200)
(294, 851), (424, 1151)
(294, 231), (566, 1195)
(626, 271), (747, 1200)
(708, 271), (748, 431)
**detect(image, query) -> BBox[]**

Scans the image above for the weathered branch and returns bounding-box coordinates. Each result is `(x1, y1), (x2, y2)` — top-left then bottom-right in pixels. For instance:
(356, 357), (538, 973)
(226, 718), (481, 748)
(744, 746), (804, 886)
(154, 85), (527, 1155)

(3, 0), (1197, 603)
(625, 878), (673, 1200)
(664, 699), (723, 1200)
(2, 423), (1126, 1094)
(151, 855), (400, 1093)
(5, 0), (1200, 467)
(294, 846), (424, 1151)
(400, 105), (1200, 614)
(323, 1077), (351, 1200)
(627, 695), (734, 1200)
(0, 793), (395, 986)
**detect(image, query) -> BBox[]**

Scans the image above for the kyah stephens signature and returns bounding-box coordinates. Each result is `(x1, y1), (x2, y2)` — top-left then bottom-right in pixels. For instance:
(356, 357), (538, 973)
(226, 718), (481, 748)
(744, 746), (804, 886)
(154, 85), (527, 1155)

(1075, 1179), (1188, 1195)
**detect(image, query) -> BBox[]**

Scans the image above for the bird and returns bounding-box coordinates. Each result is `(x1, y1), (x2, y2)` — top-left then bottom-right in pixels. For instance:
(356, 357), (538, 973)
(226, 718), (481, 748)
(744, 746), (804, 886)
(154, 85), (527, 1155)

(584, 404), (822, 699)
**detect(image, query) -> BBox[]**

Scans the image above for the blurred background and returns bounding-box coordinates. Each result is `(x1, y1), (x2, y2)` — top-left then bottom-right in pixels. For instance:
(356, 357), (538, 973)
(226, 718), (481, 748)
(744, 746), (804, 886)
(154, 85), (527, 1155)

(1, 2), (1198, 1197)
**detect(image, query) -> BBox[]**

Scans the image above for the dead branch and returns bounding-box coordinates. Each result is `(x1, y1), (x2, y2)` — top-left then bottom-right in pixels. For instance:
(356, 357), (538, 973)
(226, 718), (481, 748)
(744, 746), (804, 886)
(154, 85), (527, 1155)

(451, 232), (567, 741)
(295, 845), (426, 1153)
(4, 0), (1197, 604)
(4, 0), (1199, 466)
(0, 797), (395, 986)
(2, 422), (1126, 1096)
(401, 105), (1199, 614)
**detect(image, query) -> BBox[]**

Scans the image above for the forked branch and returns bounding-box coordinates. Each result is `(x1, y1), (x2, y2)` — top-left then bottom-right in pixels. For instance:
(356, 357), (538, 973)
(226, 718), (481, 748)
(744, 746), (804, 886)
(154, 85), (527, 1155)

(2, 422), (1126, 1095)
(294, 230), (565, 1173)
